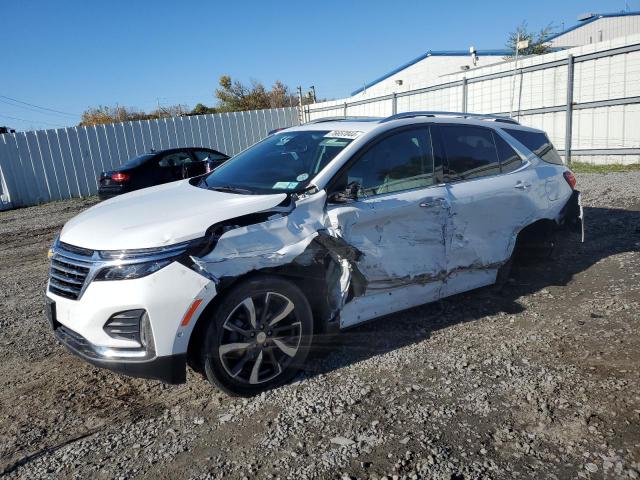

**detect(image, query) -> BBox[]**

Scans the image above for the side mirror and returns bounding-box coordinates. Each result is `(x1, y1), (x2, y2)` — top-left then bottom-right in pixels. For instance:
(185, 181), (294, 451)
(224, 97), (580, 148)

(328, 181), (360, 203)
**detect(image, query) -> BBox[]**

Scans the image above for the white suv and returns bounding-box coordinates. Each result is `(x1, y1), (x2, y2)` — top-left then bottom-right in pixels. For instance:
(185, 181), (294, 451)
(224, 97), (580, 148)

(46, 112), (583, 395)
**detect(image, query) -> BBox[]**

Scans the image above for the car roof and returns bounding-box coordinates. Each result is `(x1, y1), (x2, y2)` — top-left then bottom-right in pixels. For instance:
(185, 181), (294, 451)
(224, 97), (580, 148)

(290, 120), (382, 133)
(302, 113), (548, 190)
(142, 147), (221, 155)
(284, 114), (545, 135)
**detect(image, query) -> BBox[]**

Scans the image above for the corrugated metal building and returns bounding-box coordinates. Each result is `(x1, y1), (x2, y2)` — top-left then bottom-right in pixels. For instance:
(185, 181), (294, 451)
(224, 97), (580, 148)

(347, 11), (639, 102)
(350, 50), (510, 98)
(548, 11), (640, 48)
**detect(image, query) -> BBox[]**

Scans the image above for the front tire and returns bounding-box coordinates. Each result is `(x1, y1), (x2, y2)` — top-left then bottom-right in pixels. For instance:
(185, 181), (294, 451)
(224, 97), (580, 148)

(200, 275), (313, 396)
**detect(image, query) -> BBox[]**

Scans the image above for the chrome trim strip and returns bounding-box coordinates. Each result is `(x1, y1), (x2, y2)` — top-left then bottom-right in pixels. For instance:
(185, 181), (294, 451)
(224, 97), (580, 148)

(50, 262), (88, 277)
(55, 323), (150, 360)
(49, 271), (84, 285)
(48, 279), (81, 295)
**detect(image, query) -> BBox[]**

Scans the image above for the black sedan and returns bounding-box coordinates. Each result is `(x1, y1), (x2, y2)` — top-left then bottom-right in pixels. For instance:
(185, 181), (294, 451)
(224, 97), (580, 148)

(98, 147), (229, 200)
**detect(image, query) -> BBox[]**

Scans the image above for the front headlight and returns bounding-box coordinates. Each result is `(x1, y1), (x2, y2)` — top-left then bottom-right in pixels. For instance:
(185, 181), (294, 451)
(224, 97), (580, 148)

(93, 240), (198, 281)
(94, 259), (172, 281)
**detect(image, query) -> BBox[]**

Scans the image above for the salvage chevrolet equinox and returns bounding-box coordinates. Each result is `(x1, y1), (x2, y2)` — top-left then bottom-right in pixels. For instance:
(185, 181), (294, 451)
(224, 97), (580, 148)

(46, 112), (583, 396)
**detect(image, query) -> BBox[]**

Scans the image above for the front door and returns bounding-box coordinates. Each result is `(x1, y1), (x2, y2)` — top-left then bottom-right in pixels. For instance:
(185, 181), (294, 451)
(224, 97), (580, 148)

(326, 126), (449, 328)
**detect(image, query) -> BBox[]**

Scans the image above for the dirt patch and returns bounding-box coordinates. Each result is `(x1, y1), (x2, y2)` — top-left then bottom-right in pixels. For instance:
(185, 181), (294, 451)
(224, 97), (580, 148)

(0, 174), (639, 479)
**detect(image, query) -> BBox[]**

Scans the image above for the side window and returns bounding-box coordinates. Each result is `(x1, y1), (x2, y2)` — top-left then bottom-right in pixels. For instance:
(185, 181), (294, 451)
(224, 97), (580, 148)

(437, 125), (500, 181)
(503, 129), (564, 165)
(158, 151), (193, 168)
(193, 150), (227, 162)
(345, 127), (434, 196)
(493, 133), (523, 173)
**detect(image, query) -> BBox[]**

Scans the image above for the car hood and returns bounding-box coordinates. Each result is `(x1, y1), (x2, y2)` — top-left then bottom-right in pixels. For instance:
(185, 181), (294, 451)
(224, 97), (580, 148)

(60, 180), (287, 250)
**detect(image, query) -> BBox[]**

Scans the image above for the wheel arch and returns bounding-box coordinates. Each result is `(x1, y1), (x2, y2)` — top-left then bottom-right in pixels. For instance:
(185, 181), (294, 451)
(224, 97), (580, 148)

(186, 264), (332, 374)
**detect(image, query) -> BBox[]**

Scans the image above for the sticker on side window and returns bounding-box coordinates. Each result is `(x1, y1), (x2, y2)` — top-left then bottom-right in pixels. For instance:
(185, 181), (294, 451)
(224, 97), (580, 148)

(273, 181), (299, 190)
(324, 130), (362, 139)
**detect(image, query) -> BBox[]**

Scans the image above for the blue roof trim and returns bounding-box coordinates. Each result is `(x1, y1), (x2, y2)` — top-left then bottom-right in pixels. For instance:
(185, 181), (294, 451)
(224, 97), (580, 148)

(351, 49), (511, 96)
(350, 11), (640, 97)
(543, 10), (640, 43)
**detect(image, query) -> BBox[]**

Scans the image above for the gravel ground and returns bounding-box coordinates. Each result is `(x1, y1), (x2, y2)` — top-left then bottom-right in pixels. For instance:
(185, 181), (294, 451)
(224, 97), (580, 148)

(0, 172), (639, 479)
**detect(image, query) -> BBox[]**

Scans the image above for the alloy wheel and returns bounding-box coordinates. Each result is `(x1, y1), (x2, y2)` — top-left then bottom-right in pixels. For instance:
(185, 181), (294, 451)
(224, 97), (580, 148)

(218, 292), (301, 385)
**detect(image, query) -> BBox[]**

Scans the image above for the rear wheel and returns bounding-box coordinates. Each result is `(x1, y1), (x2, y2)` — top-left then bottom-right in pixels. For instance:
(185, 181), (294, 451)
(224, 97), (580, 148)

(200, 276), (313, 396)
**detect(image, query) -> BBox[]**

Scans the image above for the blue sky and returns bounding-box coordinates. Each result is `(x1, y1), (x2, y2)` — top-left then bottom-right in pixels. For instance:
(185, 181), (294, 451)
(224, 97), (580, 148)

(0, 0), (636, 131)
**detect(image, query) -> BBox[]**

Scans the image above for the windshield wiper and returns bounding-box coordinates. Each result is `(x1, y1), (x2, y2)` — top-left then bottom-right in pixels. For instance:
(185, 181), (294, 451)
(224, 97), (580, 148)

(208, 185), (253, 195)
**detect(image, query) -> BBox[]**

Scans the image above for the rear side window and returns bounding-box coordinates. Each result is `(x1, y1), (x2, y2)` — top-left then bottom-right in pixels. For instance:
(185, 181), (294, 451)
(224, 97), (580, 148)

(503, 129), (563, 165)
(493, 133), (523, 173)
(437, 125), (500, 181)
(158, 151), (193, 168)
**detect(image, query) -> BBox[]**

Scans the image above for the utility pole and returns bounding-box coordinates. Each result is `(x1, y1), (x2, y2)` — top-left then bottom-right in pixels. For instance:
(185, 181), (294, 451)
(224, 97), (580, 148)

(510, 35), (529, 118)
(309, 85), (317, 103)
(297, 86), (305, 123)
(156, 97), (166, 116)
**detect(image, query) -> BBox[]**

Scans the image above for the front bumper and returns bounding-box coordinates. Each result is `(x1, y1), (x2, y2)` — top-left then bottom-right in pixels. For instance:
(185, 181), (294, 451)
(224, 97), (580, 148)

(46, 258), (217, 383)
(98, 185), (129, 200)
(49, 303), (187, 383)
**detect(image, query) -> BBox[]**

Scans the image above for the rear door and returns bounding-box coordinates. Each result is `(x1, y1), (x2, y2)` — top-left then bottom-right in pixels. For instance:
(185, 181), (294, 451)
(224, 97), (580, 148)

(326, 126), (449, 328)
(433, 124), (542, 296)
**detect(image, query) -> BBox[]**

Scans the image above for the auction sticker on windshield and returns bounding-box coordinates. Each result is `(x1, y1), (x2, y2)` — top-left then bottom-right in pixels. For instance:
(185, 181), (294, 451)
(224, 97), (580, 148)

(324, 130), (362, 139)
(273, 181), (299, 189)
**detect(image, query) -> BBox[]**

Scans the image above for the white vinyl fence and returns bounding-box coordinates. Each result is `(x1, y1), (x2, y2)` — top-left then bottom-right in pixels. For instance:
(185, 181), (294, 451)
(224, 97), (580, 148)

(305, 35), (640, 166)
(0, 107), (299, 210)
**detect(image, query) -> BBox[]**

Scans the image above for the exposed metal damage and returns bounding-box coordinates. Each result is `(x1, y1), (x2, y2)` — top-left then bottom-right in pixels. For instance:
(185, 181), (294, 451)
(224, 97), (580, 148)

(189, 191), (370, 326)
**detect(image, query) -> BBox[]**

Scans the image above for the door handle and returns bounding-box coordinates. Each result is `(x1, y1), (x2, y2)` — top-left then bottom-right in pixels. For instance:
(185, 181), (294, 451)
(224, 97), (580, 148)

(514, 181), (531, 191)
(419, 197), (447, 208)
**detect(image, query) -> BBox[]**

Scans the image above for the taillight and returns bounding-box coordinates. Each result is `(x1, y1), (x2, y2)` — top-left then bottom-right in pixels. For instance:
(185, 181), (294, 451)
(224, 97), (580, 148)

(111, 172), (131, 182)
(563, 171), (577, 190)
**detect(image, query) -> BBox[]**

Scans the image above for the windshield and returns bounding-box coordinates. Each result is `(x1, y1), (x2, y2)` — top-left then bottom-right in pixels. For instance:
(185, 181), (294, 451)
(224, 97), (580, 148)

(118, 153), (155, 170)
(199, 131), (354, 194)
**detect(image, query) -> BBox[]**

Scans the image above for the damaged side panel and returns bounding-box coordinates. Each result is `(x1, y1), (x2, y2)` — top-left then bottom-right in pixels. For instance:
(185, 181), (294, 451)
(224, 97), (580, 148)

(192, 185), (452, 331)
(189, 176), (580, 334)
(325, 186), (449, 328)
(440, 170), (546, 297)
(194, 192), (329, 279)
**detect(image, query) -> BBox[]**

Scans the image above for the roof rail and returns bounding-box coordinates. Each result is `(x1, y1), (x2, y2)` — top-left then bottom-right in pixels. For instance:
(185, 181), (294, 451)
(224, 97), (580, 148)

(304, 116), (381, 125)
(380, 111), (520, 125)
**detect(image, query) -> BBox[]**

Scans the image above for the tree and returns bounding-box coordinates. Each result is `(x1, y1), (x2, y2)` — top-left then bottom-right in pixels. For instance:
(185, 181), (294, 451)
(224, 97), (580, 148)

(268, 80), (297, 108)
(214, 76), (301, 112)
(78, 77), (308, 126)
(190, 103), (218, 115)
(505, 21), (556, 57)
(78, 104), (189, 126)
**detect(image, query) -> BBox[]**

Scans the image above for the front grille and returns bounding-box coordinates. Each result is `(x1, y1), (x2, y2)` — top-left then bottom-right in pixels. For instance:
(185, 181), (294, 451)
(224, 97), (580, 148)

(49, 244), (95, 300)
